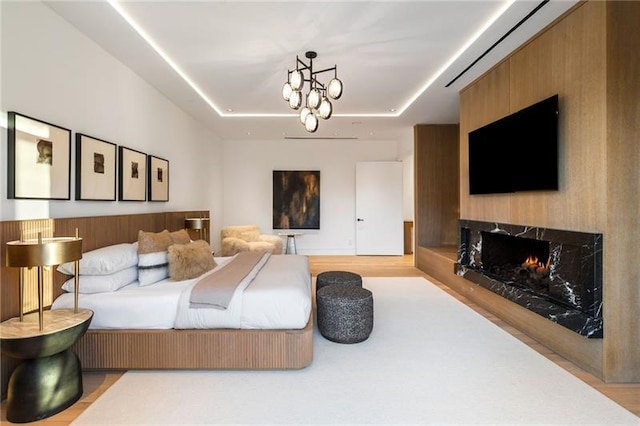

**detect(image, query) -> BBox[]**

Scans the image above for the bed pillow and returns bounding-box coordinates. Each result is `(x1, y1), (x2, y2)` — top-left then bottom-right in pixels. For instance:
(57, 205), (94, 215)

(61, 266), (138, 293)
(57, 243), (138, 276)
(170, 229), (191, 245)
(137, 230), (173, 286)
(168, 240), (216, 281)
(137, 229), (192, 286)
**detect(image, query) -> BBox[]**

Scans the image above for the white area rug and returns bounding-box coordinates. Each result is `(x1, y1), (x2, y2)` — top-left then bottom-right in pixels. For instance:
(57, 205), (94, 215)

(73, 277), (639, 425)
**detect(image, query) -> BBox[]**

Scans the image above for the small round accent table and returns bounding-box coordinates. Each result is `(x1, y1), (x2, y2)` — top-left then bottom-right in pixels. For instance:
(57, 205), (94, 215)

(316, 270), (362, 294)
(317, 284), (373, 344)
(278, 233), (302, 254)
(0, 309), (93, 423)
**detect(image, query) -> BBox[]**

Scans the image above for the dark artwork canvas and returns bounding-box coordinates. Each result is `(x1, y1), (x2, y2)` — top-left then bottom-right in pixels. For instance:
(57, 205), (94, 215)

(273, 170), (320, 229)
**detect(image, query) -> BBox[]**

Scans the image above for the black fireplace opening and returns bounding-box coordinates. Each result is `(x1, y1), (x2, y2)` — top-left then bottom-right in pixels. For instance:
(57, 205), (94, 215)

(480, 232), (553, 299)
(456, 220), (603, 338)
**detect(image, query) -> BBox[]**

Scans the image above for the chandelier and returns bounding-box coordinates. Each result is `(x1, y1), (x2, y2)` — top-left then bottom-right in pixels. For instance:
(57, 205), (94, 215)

(281, 51), (343, 133)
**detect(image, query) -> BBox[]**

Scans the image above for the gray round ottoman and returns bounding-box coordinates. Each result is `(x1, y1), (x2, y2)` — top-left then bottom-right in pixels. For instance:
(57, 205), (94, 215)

(316, 270), (362, 294)
(317, 284), (373, 344)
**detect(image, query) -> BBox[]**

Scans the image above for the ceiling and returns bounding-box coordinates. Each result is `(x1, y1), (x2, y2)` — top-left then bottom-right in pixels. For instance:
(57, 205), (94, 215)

(45, 0), (579, 141)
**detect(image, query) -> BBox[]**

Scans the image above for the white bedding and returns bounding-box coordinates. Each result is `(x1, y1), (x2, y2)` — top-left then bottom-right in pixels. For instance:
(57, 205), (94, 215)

(52, 255), (311, 330)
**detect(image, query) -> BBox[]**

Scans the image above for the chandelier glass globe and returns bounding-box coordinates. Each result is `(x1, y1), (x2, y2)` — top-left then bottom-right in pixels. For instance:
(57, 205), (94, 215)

(305, 113), (318, 133)
(289, 90), (302, 110)
(282, 82), (293, 101)
(318, 97), (333, 119)
(307, 88), (321, 109)
(290, 70), (304, 91)
(299, 106), (311, 124)
(328, 77), (343, 99)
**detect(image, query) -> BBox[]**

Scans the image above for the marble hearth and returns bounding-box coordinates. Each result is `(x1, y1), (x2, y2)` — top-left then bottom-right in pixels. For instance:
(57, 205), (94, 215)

(455, 220), (603, 338)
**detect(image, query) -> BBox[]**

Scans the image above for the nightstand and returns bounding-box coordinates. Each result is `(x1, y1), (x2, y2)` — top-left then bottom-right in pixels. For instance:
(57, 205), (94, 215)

(0, 309), (93, 423)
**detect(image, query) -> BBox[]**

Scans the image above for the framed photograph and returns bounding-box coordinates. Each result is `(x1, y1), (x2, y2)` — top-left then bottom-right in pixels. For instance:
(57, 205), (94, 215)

(7, 111), (71, 200)
(75, 133), (117, 201)
(147, 155), (169, 202)
(273, 170), (320, 230)
(118, 146), (147, 201)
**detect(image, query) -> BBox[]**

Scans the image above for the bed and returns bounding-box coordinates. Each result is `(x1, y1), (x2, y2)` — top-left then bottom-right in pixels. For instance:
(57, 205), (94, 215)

(0, 212), (314, 392)
(53, 253), (311, 330)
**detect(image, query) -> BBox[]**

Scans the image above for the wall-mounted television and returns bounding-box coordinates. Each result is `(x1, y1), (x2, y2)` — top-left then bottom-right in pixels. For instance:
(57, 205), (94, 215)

(468, 94), (559, 195)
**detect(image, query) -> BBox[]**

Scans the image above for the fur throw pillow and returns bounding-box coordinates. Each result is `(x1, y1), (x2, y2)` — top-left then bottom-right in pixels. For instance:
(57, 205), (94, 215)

(137, 230), (173, 254)
(168, 240), (216, 281)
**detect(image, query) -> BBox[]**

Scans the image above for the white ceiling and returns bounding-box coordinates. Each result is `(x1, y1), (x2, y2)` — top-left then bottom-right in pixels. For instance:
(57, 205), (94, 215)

(45, 0), (579, 141)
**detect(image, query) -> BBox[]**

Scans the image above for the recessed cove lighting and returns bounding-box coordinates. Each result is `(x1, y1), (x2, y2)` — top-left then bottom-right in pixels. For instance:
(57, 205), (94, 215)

(108, 0), (516, 119)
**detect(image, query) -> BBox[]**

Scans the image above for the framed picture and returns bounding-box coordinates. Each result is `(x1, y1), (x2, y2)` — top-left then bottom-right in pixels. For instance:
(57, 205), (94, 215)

(7, 111), (71, 200)
(147, 155), (169, 202)
(75, 133), (117, 201)
(118, 146), (147, 201)
(273, 170), (320, 230)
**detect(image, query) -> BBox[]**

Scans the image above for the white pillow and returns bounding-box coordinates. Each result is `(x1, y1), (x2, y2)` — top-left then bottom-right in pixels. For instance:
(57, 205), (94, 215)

(138, 251), (169, 286)
(61, 266), (138, 293)
(57, 243), (138, 276)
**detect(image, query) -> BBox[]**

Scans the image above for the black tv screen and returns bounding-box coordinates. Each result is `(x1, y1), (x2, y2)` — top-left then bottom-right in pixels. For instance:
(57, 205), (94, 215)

(468, 94), (559, 195)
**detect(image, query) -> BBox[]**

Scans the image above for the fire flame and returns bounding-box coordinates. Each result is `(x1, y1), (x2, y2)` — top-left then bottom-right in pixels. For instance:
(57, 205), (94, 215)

(522, 255), (551, 273)
(523, 255), (542, 267)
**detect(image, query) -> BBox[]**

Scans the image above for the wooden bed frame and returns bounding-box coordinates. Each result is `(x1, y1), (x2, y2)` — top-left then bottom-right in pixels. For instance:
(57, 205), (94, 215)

(0, 211), (314, 397)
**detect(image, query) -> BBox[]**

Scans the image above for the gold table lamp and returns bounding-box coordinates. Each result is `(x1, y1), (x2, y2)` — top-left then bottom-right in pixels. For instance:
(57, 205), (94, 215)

(1, 230), (93, 423)
(185, 216), (210, 241)
(5, 231), (82, 330)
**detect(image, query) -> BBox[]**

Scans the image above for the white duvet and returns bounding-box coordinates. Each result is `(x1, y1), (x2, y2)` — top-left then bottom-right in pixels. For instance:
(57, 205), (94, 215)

(51, 255), (311, 330)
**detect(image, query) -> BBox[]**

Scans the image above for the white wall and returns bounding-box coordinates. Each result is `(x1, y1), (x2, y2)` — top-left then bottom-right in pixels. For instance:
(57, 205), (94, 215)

(397, 129), (415, 222)
(222, 138), (409, 255)
(0, 2), (223, 247)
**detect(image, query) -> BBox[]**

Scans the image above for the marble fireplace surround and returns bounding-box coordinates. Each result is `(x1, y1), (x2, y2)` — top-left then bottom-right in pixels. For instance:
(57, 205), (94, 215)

(455, 220), (603, 338)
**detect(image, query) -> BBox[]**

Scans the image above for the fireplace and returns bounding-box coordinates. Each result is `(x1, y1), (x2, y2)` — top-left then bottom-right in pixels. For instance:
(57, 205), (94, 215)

(455, 220), (603, 338)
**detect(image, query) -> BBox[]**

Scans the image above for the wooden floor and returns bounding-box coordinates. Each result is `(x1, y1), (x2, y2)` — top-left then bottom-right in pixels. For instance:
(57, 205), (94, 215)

(2, 255), (638, 424)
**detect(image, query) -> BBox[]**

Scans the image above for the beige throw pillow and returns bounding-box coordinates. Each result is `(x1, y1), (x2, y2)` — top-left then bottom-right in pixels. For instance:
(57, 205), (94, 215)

(168, 240), (216, 281)
(137, 230), (173, 254)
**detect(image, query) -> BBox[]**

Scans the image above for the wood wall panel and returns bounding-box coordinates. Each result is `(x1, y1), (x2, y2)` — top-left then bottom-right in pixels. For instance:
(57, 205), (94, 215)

(446, 1), (639, 382)
(459, 61), (511, 223)
(603, 0), (640, 382)
(414, 124), (459, 247)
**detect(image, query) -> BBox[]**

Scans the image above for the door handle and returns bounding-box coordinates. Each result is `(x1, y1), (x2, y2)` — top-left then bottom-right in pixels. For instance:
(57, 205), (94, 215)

(357, 218), (364, 222)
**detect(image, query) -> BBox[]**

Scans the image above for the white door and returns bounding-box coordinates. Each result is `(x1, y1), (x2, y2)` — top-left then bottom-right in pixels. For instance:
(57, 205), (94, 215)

(355, 161), (404, 255)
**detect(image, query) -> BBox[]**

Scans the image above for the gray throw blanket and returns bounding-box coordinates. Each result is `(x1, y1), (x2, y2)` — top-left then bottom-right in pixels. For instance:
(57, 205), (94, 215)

(189, 252), (270, 310)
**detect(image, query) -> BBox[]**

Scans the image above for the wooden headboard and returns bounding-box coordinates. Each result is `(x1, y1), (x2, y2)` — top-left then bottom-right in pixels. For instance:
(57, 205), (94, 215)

(0, 210), (209, 321)
(0, 210), (208, 396)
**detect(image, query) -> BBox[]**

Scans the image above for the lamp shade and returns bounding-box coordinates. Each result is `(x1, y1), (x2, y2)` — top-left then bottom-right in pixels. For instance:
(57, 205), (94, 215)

(6, 237), (82, 267)
(184, 217), (209, 230)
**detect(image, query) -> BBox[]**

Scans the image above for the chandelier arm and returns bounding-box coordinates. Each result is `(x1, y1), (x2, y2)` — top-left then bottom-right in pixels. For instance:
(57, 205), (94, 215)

(311, 66), (337, 76)
(312, 80), (326, 91)
(296, 58), (312, 72)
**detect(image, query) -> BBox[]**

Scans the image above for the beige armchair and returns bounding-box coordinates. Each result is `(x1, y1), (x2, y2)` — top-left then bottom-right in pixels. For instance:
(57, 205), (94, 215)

(220, 225), (283, 256)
